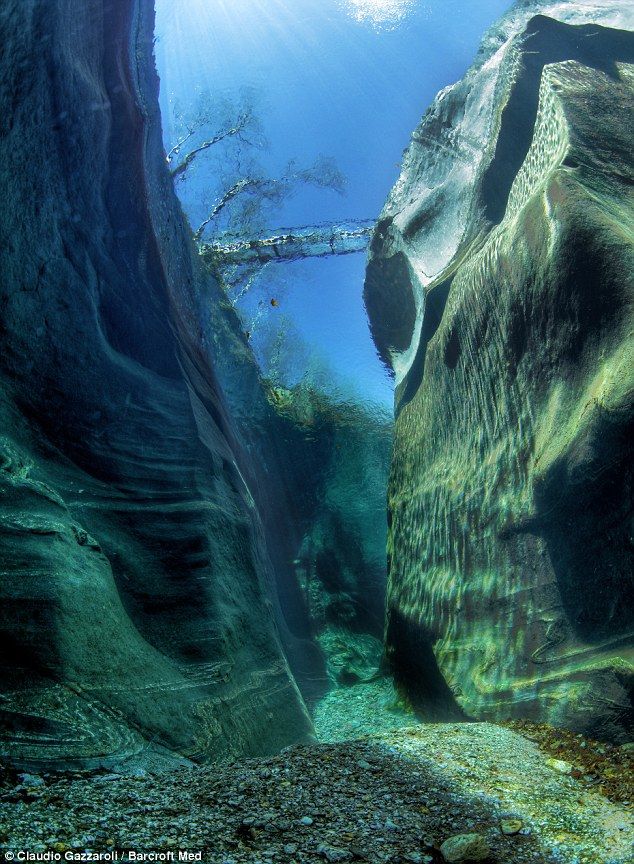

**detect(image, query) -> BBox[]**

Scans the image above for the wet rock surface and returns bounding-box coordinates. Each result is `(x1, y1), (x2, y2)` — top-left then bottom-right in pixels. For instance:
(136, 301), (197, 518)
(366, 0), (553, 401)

(439, 833), (489, 862)
(1, 723), (632, 864)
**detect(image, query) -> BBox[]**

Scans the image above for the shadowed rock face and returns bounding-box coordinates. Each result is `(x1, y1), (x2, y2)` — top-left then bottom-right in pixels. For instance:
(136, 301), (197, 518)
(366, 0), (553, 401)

(0, 0), (313, 767)
(365, 1), (634, 740)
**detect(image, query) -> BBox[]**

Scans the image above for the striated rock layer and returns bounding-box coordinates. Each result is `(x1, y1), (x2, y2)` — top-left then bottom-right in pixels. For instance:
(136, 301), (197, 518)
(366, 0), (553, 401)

(365, 0), (634, 740)
(0, 0), (313, 767)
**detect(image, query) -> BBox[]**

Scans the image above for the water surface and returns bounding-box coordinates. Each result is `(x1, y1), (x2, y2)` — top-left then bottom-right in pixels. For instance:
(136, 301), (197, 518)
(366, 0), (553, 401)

(155, 0), (512, 409)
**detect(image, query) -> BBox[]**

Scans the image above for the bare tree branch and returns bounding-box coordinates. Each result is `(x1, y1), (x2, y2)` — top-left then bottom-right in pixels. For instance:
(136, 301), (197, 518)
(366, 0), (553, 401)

(166, 126), (197, 162)
(193, 178), (266, 242)
(166, 91), (367, 330)
(169, 115), (251, 179)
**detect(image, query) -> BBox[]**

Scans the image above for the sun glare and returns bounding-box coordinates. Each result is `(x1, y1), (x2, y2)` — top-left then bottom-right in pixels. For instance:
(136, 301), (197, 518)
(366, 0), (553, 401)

(343, 0), (416, 29)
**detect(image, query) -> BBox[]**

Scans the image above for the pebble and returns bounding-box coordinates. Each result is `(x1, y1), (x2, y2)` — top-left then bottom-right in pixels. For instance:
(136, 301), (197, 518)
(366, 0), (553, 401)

(500, 817), (523, 835)
(317, 846), (351, 862)
(546, 758), (573, 775)
(18, 774), (45, 788)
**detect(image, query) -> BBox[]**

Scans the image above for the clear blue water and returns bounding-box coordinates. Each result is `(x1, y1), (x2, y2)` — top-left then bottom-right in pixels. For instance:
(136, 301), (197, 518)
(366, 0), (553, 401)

(154, 0), (511, 408)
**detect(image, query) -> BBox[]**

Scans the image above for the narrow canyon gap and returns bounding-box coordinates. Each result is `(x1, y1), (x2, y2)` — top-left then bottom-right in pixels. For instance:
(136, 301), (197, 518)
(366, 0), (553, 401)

(0, 0), (632, 776)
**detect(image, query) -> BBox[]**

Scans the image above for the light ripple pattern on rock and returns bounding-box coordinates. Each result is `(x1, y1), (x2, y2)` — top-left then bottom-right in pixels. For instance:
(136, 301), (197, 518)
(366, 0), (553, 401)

(364, 0), (634, 741)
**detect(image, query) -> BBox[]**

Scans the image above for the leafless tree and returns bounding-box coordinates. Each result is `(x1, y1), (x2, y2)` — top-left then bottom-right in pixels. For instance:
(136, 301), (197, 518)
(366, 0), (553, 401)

(166, 89), (264, 179)
(165, 89), (374, 342)
(166, 90), (358, 254)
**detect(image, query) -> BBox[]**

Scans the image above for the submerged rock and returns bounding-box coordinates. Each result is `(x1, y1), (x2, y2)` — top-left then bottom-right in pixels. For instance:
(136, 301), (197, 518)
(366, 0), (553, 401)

(499, 818), (523, 836)
(0, 0), (312, 766)
(545, 757), (573, 775)
(364, 0), (634, 740)
(440, 833), (490, 862)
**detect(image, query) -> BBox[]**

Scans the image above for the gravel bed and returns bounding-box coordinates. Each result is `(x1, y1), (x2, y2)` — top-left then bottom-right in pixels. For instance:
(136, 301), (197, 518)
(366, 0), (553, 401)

(1, 723), (632, 864)
(313, 678), (415, 742)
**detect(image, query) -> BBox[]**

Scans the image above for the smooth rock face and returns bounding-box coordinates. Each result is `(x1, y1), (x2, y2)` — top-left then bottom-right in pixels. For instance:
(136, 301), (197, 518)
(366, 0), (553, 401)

(365, 1), (634, 740)
(0, 0), (312, 766)
(280, 395), (391, 686)
(209, 376), (391, 704)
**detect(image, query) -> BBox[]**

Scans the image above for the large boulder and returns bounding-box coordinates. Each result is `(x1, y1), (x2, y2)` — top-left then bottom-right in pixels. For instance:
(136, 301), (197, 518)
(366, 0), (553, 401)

(365, 0), (634, 740)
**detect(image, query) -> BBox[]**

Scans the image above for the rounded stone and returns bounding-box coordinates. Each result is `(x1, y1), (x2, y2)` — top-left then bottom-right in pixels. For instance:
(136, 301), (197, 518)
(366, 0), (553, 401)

(500, 818), (523, 835)
(440, 832), (490, 862)
(546, 758), (573, 775)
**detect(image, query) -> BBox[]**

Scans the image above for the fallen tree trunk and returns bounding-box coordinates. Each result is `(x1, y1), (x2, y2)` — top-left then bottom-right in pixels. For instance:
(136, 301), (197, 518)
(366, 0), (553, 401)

(199, 221), (374, 267)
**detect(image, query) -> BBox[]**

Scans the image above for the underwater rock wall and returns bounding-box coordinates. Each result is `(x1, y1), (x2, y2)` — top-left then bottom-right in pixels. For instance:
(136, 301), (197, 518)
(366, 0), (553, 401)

(365, 0), (634, 740)
(282, 393), (392, 687)
(0, 0), (313, 767)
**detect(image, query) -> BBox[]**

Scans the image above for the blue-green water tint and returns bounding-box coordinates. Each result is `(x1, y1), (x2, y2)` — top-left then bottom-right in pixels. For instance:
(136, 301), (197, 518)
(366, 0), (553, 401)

(154, 0), (511, 410)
